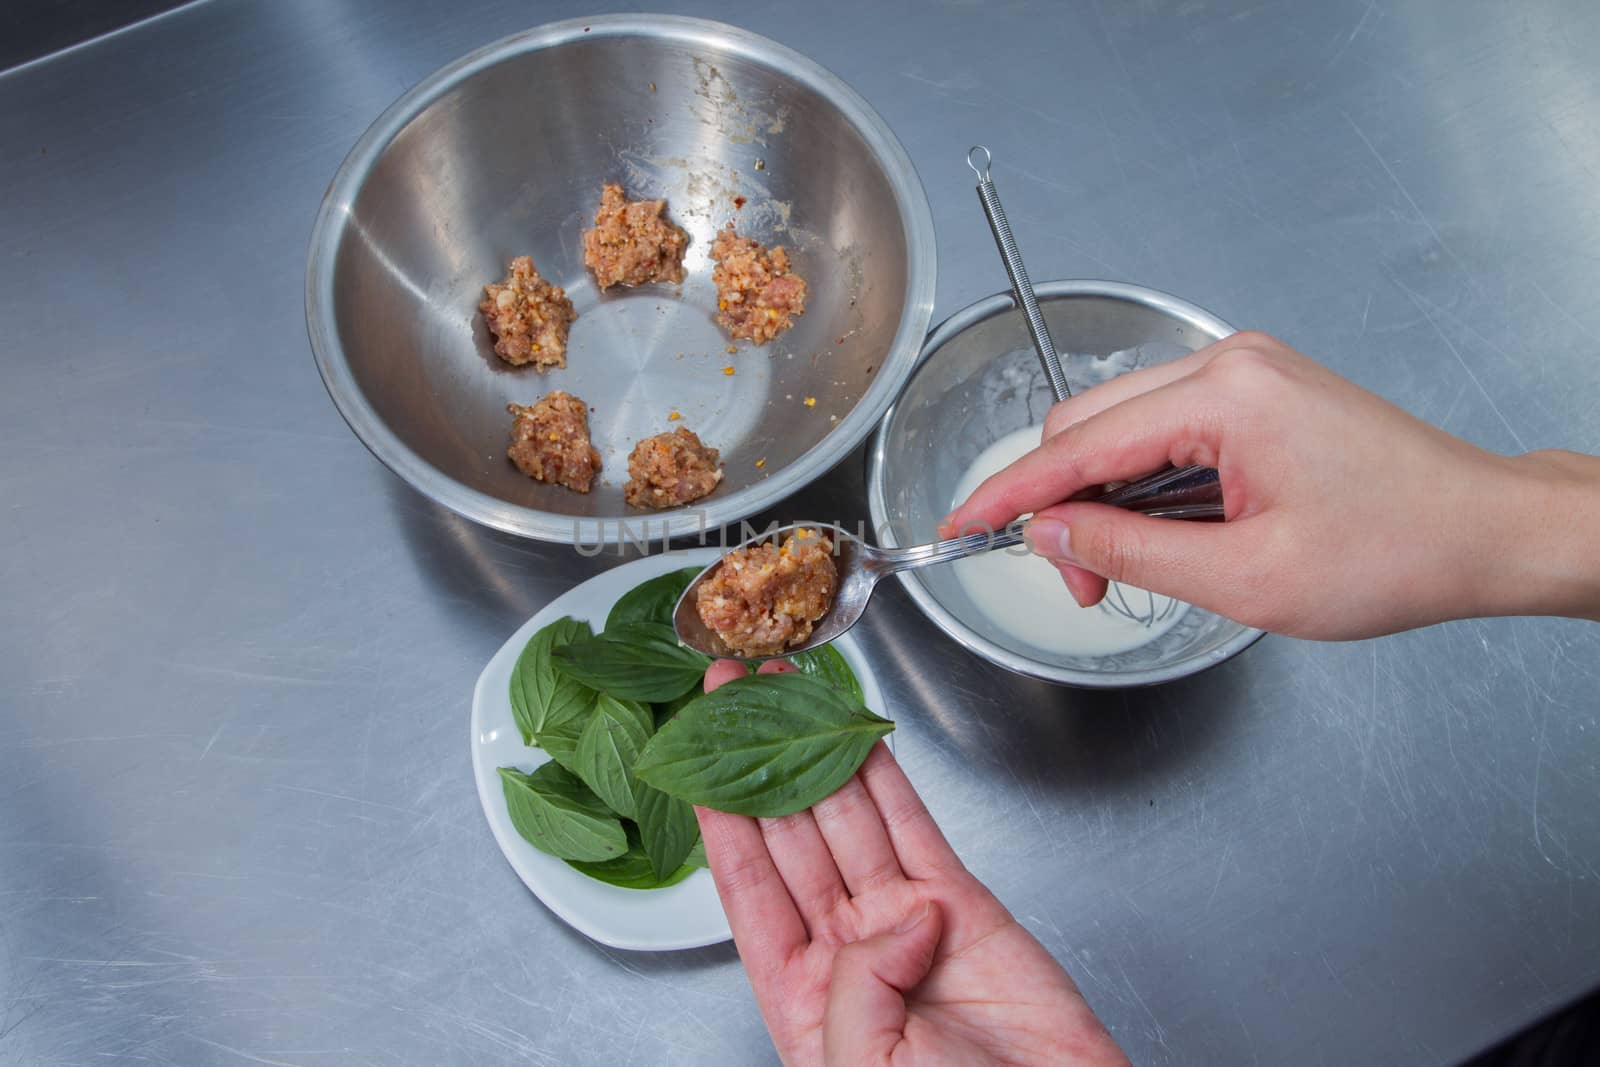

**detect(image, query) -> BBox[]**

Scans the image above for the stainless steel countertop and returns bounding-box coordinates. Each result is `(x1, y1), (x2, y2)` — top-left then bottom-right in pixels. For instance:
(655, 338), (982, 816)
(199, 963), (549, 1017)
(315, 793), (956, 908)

(3, 1), (1598, 1063)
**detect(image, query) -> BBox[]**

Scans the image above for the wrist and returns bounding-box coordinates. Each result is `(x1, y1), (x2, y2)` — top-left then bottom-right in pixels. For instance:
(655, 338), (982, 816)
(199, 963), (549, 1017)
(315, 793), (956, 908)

(1476, 450), (1600, 622)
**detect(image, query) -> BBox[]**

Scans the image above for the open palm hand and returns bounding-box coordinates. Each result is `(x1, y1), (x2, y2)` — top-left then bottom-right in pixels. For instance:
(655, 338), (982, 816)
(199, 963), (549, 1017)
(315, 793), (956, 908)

(697, 660), (1128, 1066)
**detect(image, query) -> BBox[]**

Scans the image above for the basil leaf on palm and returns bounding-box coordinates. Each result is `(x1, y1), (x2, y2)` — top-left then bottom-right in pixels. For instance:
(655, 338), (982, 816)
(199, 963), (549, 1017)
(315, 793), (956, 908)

(572, 694), (652, 819)
(686, 838), (708, 869)
(568, 824), (697, 890)
(553, 622), (710, 702)
(635, 673), (894, 818)
(498, 763), (626, 862)
(789, 645), (865, 703)
(634, 784), (700, 879)
(652, 687), (698, 730)
(606, 567), (702, 630)
(508, 617), (594, 746)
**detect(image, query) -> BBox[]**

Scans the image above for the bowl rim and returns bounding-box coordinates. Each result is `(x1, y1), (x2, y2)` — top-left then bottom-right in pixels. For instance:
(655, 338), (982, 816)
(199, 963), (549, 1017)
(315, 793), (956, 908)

(305, 13), (937, 544)
(866, 279), (1267, 689)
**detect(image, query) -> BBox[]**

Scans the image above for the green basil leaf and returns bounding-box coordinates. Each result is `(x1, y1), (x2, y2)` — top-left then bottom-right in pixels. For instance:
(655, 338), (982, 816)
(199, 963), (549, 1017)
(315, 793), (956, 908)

(606, 566), (703, 631)
(529, 671), (602, 777)
(652, 687), (698, 730)
(634, 783), (700, 879)
(634, 673), (894, 818)
(532, 715), (585, 776)
(509, 617), (595, 746)
(567, 824), (697, 890)
(498, 763), (627, 862)
(686, 838), (708, 869)
(789, 644), (865, 703)
(573, 694), (652, 819)
(553, 622), (710, 702)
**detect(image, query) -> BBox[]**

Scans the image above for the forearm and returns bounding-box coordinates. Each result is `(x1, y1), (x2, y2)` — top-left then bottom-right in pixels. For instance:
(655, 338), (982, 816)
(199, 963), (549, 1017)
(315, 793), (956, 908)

(1478, 450), (1600, 623)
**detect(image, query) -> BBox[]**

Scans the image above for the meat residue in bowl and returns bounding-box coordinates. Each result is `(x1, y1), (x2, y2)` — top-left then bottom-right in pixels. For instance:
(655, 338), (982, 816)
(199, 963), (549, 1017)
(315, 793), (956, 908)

(690, 58), (790, 145)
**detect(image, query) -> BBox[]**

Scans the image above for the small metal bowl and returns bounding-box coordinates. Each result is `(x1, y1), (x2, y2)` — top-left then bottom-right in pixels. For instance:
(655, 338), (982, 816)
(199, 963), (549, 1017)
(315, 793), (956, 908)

(867, 281), (1265, 688)
(307, 15), (935, 543)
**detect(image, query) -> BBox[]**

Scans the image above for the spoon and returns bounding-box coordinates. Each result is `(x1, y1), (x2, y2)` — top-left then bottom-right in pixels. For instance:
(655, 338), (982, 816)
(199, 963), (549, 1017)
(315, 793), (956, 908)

(675, 477), (1221, 660)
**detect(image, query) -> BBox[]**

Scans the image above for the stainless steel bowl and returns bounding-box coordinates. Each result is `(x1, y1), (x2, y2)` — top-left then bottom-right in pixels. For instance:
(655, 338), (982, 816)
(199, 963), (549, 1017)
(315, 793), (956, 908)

(306, 15), (935, 543)
(867, 281), (1265, 688)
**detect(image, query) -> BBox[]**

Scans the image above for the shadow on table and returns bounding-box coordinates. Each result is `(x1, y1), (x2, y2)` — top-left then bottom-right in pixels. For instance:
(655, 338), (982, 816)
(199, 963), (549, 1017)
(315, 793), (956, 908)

(1463, 985), (1600, 1067)
(385, 477), (620, 637)
(542, 909), (743, 973)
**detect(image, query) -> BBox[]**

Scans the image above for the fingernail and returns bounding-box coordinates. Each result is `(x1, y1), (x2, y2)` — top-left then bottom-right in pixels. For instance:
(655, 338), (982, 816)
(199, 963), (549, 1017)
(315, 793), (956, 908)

(895, 902), (932, 934)
(936, 511), (957, 538)
(1024, 518), (1076, 563)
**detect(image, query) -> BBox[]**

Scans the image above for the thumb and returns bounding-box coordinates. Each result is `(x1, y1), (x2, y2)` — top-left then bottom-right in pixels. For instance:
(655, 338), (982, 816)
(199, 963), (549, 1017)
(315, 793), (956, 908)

(1024, 502), (1246, 609)
(822, 902), (943, 1066)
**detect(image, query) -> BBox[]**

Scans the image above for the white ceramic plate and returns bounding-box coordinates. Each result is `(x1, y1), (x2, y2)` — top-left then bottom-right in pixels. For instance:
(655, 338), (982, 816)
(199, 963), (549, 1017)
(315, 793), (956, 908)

(471, 548), (889, 951)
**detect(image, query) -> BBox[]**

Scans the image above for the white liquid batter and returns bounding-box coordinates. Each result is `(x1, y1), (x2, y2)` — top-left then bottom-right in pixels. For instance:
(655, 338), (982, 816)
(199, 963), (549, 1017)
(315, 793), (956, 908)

(950, 426), (1189, 657)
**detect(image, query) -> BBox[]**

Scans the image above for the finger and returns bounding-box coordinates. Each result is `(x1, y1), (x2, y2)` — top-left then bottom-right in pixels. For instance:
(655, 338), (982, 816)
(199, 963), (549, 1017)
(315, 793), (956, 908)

(1024, 501), (1260, 609)
(855, 744), (966, 881)
(758, 811), (849, 937)
(1050, 559), (1109, 609)
(704, 659), (747, 692)
(696, 806), (807, 995)
(945, 373), (1225, 535)
(823, 902), (944, 1066)
(811, 774), (904, 896)
(940, 339), (1234, 536)
(1040, 338), (1230, 441)
(743, 656), (842, 934)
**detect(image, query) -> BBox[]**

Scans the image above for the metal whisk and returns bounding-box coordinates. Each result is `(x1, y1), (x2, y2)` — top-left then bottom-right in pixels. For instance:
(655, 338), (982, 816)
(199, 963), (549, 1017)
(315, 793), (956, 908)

(969, 146), (1072, 402)
(968, 145), (1219, 627)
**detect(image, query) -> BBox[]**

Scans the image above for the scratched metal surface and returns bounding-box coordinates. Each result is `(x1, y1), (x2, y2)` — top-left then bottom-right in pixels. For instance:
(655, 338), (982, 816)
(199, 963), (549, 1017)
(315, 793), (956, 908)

(3, 0), (1599, 1063)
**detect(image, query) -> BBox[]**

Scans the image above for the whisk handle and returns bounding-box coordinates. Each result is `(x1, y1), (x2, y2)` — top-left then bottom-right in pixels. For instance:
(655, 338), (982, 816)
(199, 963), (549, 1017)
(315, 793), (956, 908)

(1090, 464), (1224, 521)
(965, 148), (1224, 522)
(969, 146), (1072, 402)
